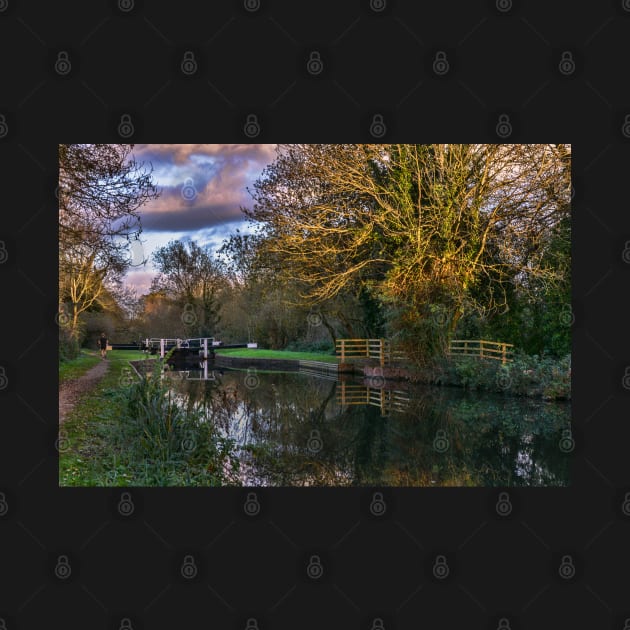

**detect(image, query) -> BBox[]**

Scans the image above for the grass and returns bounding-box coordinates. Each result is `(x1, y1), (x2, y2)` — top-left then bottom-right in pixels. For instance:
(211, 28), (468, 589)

(59, 349), (102, 384)
(59, 349), (240, 486)
(59, 350), (138, 486)
(59, 349), (150, 385)
(107, 349), (150, 361)
(214, 348), (339, 363)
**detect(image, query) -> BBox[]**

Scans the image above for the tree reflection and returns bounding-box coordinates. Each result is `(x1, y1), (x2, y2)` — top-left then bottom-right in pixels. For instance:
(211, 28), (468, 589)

(169, 368), (571, 487)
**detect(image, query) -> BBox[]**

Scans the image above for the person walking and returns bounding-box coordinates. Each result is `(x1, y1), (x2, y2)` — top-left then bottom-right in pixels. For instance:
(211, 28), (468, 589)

(98, 332), (109, 359)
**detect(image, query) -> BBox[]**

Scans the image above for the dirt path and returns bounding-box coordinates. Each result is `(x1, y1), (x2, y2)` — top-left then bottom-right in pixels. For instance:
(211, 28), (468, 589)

(59, 359), (110, 425)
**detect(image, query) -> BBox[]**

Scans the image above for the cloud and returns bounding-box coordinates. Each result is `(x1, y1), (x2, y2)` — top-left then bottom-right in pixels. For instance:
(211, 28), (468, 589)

(123, 268), (155, 296)
(188, 220), (257, 252)
(140, 200), (245, 231)
(130, 144), (277, 232)
(134, 143), (277, 165)
(120, 145), (275, 293)
(122, 220), (253, 295)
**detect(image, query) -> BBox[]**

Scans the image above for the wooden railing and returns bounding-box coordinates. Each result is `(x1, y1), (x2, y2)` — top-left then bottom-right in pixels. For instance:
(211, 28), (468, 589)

(335, 339), (407, 366)
(336, 338), (513, 365)
(448, 339), (514, 364)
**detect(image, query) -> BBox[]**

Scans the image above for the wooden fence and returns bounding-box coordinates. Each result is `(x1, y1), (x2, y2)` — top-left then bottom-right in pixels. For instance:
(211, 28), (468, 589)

(448, 339), (514, 364)
(336, 338), (513, 366)
(335, 338), (407, 367)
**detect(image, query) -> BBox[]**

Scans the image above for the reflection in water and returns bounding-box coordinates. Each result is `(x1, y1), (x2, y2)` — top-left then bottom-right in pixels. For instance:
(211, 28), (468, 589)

(166, 366), (571, 487)
(336, 382), (410, 416)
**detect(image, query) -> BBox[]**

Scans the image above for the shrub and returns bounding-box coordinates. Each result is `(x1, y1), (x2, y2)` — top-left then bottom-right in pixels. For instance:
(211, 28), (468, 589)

(121, 361), (240, 484)
(59, 330), (81, 361)
(422, 352), (571, 400)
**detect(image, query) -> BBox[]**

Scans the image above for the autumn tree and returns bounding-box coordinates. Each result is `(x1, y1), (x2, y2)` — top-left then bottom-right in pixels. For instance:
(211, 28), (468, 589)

(59, 144), (159, 348)
(244, 144), (570, 361)
(218, 228), (379, 349)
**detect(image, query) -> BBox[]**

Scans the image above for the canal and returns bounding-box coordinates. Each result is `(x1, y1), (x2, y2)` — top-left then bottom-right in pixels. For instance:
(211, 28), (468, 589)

(165, 365), (571, 487)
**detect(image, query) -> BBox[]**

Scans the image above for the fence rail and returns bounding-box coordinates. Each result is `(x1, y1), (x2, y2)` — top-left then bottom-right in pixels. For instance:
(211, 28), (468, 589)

(448, 339), (514, 364)
(144, 337), (214, 359)
(335, 338), (407, 366)
(336, 338), (513, 366)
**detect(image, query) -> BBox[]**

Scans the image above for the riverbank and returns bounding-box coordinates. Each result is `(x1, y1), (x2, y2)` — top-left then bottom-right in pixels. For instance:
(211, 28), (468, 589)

(215, 347), (339, 363)
(59, 351), (137, 485)
(217, 348), (570, 400)
(59, 348), (570, 486)
(60, 350), (241, 486)
(123, 347), (570, 401)
(361, 354), (571, 401)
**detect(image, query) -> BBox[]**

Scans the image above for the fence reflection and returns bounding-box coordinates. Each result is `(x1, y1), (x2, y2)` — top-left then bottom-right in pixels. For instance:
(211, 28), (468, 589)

(336, 381), (410, 416)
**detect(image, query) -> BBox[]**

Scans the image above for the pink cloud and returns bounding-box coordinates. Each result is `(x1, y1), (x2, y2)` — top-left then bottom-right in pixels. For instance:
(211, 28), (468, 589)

(133, 143), (277, 164)
(130, 144), (277, 232)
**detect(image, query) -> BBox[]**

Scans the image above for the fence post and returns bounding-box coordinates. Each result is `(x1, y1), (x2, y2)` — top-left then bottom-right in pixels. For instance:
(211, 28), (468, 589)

(341, 340), (345, 363)
(160, 338), (165, 358)
(380, 338), (384, 368)
(502, 343), (506, 365)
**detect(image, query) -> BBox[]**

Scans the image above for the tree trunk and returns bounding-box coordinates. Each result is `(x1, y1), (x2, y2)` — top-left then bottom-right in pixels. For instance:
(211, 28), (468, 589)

(320, 313), (337, 349)
(335, 310), (357, 339)
(71, 304), (80, 341)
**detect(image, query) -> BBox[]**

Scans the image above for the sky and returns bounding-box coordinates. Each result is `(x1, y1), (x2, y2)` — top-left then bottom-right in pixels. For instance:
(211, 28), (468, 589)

(123, 144), (278, 295)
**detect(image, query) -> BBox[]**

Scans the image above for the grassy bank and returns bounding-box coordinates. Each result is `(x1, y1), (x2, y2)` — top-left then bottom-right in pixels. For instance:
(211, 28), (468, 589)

(60, 351), (240, 486)
(59, 349), (102, 383)
(417, 353), (571, 400)
(59, 349), (149, 383)
(214, 348), (569, 400)
(215, 348), (339, 363)
(59, 351), (141, 485)
(107, 349), (149, 361)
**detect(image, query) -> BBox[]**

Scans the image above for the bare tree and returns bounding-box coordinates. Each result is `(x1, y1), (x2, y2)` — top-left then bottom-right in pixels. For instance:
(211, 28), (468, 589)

(59, 144), (159, 341)
(245, 144), (570, 358)
(151, 240), (225, 338)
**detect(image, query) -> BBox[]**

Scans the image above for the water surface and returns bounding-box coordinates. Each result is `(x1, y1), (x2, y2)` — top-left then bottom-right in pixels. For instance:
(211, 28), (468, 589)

(168, 366), (571, 487)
